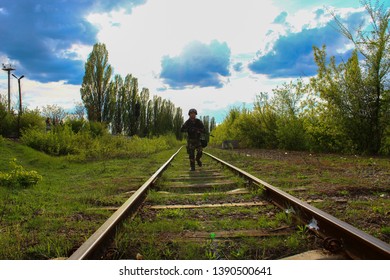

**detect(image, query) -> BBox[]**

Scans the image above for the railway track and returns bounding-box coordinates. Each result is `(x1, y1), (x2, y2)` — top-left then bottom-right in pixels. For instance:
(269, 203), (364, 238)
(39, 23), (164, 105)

(68, 147), (390, 260)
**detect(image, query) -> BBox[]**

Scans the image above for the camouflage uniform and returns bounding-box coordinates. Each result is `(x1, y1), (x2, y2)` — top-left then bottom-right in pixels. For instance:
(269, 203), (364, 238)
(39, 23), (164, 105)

(181, 110), (205, 171)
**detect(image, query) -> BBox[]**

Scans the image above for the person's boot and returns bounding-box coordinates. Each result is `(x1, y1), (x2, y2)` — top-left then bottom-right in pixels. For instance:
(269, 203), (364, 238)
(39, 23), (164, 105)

(190, 160), (195, 171)
(196, 151), (203, 167)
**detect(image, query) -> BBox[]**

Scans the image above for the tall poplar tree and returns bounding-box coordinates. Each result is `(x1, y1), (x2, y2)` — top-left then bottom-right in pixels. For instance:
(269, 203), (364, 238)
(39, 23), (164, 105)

(173, 107), (184, 140)
(80, 43), (113, 122)
(139, 88), (150, 137)
(111, 74), (124, 134)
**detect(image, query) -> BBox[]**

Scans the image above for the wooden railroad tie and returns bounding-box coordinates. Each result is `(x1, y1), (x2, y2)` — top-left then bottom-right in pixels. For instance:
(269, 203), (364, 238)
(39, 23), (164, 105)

(149, 201), (266, 210)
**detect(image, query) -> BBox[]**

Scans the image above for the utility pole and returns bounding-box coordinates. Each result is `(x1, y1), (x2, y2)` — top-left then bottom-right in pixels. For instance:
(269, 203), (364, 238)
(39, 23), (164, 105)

(2, 63), (16, 112)
(12, 74), (24, 138)
(12, 74), (24, 114)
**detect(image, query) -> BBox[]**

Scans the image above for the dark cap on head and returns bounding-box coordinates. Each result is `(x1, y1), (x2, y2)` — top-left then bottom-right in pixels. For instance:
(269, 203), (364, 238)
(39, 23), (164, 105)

(188, 108), (197, 115)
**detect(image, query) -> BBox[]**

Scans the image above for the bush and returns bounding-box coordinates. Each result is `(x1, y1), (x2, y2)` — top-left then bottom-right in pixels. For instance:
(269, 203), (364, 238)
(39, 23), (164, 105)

(21, 125), (79, 156)
(19, 109), (45, 132)
(21, 122), (182, 160)
(0, 158), (42, 188)
(0, 105), (45, 137)
(302, 113), (355, 154)
(66, 119), (87, 134)
(88, 121), (108, 137)
(276, 117), (307, 151)
(0, 111), (17, 137)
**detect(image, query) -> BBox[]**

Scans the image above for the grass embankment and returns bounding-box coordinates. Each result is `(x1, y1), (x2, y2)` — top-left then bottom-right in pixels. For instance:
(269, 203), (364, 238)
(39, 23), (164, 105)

(0, 136), (181, 259)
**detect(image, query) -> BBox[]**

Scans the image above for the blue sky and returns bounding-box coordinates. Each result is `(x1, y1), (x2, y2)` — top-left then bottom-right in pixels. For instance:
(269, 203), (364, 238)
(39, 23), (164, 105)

(0, 0), (387, 123)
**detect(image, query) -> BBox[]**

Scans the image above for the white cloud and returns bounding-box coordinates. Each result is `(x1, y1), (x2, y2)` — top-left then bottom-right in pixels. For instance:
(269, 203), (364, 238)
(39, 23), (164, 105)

(59, 43), (92, 62)
(81, 0), (286, 116)
(86, 0), (280, 77)
(19, 79), (81, 110)
(1, 0), (370, 123)
(159, 71), (283, 117)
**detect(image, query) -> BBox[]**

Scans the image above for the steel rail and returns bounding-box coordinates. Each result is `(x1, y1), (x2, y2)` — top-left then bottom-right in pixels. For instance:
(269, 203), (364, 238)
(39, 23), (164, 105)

(68, 146), (183, 260)
(204, 151), (390, 260)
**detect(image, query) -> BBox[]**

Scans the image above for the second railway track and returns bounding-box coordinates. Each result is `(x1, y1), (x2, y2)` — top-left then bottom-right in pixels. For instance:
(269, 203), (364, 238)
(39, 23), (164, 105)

(69, 147), (390, 260)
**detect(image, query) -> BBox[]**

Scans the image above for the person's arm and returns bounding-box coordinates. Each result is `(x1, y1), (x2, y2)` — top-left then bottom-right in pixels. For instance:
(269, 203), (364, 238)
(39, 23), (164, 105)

(180, 120), (188, 132)
(197, 120), (205, 133)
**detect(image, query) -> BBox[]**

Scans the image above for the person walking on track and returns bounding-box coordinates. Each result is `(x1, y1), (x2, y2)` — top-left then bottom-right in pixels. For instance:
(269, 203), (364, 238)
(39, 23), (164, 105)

(181, 108), (205, 171)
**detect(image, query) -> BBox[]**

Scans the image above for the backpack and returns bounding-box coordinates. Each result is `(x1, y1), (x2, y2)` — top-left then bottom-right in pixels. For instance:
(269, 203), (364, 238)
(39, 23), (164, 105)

(200, 134), (208, 148)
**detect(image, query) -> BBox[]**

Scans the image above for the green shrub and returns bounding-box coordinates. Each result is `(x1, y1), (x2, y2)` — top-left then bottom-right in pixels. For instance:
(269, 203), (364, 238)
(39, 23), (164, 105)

(21, 123), (181, 160)
(0, 105), (45, 137)
(0, 158), (42, 188)
(88, 121), (108, 137)
(21, 126), (78, 156)
(66, 119), (87, 134)
(276, 117), (307, 151)
(303, 116), (356, 154)
(0, 111), (17, 137)
(19, 109), (45, 132)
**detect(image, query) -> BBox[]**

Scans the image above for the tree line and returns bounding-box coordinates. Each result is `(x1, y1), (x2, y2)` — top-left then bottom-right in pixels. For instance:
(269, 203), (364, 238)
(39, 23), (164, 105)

(211, 1), (390, 155)
(80, 43), (186, 139)
(1, 41), (216, 140)
(79, 42), (217, 139)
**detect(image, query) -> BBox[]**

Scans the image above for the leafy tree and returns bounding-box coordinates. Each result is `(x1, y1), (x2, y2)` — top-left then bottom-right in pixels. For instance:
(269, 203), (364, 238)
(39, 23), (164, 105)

(146, 98), (154, 136)
(0, 94), (7, 120)
(1, 95), (45, 137)
(209, 116), (216, 132)
(173, 107), (184, 140)
(328, 0), (390, 153)
(312, 45), (385, 153)
(252, 93), (278, 148)
(272, 80), (307, 150)
(19, 109), (45, 132)
(201, 116), (210, 133)
(231, 109), (263, 148)
(381, 87), (390, 154)
(160, 99), (175, 134)
(78, 43), (192, 140)
(200, 115), (211, 143)
(210, 107), (245, 147)
(151, 96), (163, 135)
(123, 74), (139, 136)
(73, 102), (85, 120)
(80, 43), (113, 123)
(139, 88), (150, 137)
(41, 104), (66, 124)
(300, 80), (349, 152)
(0, 95), (16, 136)
(110, 75), (124, 134)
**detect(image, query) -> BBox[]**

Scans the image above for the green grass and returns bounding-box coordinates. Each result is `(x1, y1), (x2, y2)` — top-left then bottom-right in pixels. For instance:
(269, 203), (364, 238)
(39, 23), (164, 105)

(0, 137), (181, 259)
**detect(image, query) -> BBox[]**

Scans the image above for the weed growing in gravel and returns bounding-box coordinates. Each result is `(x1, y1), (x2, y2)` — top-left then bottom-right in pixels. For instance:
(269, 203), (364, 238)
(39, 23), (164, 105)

(157, 208), (187, 219)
